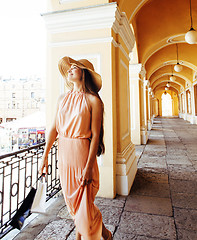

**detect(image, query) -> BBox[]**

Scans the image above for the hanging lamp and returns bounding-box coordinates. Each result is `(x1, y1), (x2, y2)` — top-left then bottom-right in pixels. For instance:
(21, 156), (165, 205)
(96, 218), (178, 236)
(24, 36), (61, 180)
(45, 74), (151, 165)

(185, 0), (197, 44)
(174, 44), (183, 72)
(170, 66), (176, 81)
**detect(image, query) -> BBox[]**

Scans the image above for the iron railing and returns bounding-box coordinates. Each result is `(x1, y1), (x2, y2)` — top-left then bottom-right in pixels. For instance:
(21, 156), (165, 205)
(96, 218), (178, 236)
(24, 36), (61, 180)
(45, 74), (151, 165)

(0, 141), (61, 238)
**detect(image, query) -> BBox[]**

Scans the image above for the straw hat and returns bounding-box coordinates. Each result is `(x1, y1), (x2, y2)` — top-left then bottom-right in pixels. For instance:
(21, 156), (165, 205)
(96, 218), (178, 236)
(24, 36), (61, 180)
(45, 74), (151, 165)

(58, 56), (102, 92)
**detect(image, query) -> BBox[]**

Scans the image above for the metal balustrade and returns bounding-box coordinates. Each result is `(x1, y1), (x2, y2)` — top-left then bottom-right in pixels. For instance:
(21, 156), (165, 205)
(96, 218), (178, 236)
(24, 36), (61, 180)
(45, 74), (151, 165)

(0, 141), (61, 238)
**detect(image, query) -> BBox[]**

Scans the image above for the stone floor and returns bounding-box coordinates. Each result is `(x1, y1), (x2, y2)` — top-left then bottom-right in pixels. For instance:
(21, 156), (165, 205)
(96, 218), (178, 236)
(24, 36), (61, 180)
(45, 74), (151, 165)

(12, 117), (197, 240)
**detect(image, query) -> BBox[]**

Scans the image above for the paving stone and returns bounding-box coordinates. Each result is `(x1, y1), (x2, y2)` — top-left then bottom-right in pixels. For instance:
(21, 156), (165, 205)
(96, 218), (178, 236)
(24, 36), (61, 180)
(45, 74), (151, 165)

(174, 208), (197, 232)
(113, 232), (163, 240)
(66, 229), (76, 240)
(131, 178), (170, 198)
(142, 150), (166, 157)
(135, 168), (168, 183)
(95, 195), (126, 208)
(119, 211), (176, 240)
(146, 139), (165, 146)
(57, 206), (73, 220)
(166, 150), (187, 156)
(125, 194), (172, 216)
(171, 192), (197, 209)
(169, 179), (197, 194)
(99, 205), (122, 226)
(138, 161), (167, 169)
(168, 164), (197, 181)
(176, 228), (197, 240)
(34, 219), (74, 240)
(166, 157), (192, 165)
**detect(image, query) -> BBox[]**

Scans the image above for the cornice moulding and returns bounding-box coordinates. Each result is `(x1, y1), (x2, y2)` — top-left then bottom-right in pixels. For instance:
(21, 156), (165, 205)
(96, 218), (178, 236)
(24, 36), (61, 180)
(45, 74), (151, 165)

(42, 3), (135, 52)
(42, 3), (118, 33)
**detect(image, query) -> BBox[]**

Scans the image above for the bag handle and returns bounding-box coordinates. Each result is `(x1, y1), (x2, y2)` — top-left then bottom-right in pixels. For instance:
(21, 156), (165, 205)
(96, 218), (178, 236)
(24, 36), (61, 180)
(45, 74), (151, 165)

(33, 173), (46, 187)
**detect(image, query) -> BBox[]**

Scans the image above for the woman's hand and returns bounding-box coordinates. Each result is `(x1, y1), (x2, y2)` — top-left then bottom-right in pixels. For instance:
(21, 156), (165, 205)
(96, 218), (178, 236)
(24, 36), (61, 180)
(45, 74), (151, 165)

(39, 156), (48, 176)
(81, 167), (93, 187)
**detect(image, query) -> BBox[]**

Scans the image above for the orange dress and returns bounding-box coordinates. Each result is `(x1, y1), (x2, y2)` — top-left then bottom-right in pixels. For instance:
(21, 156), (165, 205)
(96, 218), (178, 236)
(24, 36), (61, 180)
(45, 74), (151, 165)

(56, 91), (102, 240)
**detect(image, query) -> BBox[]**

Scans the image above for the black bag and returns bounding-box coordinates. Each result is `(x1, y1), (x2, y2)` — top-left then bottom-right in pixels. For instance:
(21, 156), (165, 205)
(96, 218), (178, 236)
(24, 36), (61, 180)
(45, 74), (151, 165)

(10, 187), (36, 230)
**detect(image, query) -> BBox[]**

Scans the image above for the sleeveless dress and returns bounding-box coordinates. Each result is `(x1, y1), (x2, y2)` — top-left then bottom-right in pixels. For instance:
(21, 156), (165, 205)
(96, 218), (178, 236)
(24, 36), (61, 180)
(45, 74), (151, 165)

(56, 91), (102, 240)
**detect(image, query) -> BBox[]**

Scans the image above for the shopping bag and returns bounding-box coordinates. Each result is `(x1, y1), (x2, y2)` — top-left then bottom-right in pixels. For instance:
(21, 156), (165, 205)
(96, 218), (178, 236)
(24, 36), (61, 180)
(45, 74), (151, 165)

(10, 187), (37, 230)
(31, 175), (47, 213)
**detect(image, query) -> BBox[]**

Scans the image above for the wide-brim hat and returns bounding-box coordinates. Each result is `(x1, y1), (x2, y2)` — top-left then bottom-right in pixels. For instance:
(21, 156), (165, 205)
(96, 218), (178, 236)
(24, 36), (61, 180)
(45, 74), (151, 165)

(58, 56), (102, 92)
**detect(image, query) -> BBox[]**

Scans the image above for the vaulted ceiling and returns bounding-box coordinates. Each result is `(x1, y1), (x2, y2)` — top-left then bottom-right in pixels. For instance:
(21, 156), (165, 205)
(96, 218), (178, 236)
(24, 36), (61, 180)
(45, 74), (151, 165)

(116, 0), (197, 94)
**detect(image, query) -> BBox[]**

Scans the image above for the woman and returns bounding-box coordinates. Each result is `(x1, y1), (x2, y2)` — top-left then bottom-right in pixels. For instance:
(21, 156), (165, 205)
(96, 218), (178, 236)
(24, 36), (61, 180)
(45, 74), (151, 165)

(39, 56), (112, 240)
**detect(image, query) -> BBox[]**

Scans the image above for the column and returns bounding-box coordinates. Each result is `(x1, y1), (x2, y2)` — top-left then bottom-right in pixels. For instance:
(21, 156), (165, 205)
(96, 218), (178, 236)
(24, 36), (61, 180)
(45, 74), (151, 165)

(139, 68), (148, 145)
(43, 2), (137, 197)
(146, 84), (152, 130)
(184, 91), (187, 120)
(190, 85), (196, 124)
(129, 64), (141, 145)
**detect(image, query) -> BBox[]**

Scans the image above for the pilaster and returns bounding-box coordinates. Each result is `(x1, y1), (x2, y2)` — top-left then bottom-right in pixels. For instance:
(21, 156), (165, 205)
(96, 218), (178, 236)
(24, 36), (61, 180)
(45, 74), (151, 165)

(184, 91), (187, 120)
(147, 86), (152, 130)
(191, 84), (196, 124)
(129, 64), (141, 145)
(139, 68), (148, 145)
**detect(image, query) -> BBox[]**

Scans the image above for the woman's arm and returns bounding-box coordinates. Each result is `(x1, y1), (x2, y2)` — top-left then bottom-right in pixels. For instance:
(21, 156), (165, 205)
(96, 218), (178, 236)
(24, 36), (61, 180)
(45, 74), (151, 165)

(39, 94), (64, 175)
(81, 94), (102, 185)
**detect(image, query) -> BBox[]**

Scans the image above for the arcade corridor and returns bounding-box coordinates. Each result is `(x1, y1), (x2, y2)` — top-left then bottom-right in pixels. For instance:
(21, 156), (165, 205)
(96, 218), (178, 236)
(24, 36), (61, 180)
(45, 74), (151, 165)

(12, 117), (197, 240)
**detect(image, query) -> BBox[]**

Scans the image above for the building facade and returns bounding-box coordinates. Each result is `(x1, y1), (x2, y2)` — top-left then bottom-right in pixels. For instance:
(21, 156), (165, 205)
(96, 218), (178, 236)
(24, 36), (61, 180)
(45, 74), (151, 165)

(0, 76), (45, 123)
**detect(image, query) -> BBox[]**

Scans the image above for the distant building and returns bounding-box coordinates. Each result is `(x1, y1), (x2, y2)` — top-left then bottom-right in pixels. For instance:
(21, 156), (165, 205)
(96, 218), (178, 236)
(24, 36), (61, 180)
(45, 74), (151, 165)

(0, 76), (45, 123)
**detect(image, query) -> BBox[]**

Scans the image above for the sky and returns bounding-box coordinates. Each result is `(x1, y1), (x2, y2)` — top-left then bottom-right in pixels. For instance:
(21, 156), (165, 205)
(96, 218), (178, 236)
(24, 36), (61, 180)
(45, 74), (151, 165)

(0, 0), (47, 79)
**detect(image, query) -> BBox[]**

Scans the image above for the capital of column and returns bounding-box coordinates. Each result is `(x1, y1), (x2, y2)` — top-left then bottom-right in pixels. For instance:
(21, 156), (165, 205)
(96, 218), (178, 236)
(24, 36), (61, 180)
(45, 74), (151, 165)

(129, 64), (147, 81)
(144, 80), (150, 88)
(139, 65), (146, 80)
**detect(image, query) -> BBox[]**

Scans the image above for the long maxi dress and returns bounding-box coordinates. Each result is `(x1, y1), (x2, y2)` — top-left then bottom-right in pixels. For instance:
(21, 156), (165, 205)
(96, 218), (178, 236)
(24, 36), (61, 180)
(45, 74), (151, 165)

(56, 90), (102, 240)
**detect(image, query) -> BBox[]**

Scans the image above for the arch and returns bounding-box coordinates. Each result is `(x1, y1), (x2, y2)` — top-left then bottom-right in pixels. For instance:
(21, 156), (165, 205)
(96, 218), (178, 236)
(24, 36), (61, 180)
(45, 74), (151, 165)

(152, 79), (183, 91)
(130, 0), (197, 63)
(145, 43), (197, 80)
(154, 86), (179, 96)
(149, 65), (193, 86)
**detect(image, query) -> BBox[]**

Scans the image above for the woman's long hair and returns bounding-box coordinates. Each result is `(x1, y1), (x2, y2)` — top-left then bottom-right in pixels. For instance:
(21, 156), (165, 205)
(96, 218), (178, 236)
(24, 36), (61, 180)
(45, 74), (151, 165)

(83, 69), (105, 156)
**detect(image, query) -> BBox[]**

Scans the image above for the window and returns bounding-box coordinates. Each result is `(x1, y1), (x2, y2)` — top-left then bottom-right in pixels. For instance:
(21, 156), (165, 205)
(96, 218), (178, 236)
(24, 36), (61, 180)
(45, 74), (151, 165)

(12, 103), (16, 109)
(181, 94), (185, 113)
(12, 93), (16, 98)
(31, 92), (35, 98)
(186, 90), (191, 114)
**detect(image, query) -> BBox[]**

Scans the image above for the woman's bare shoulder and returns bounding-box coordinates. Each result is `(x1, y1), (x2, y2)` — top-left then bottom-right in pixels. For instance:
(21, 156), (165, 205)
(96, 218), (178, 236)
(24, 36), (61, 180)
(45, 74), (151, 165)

(86, 93), (101, 105)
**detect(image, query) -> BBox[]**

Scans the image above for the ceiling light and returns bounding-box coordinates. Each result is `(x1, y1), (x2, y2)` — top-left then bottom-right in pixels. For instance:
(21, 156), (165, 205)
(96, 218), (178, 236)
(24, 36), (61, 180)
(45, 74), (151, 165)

(166, 82), (170, 88)
(185, 0), (197, 44)
(174, 63), (183, 72)
(170, 66), (176, 81)
(174, 44), (182, 72)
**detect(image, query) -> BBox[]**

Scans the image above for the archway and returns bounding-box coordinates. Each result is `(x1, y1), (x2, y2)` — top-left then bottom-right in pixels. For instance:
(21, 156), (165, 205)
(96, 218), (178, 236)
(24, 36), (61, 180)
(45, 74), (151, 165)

(162, 93), (172, 116)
